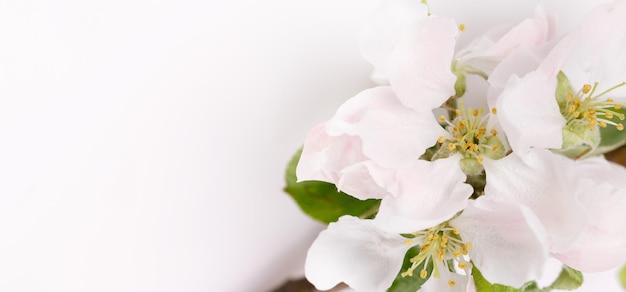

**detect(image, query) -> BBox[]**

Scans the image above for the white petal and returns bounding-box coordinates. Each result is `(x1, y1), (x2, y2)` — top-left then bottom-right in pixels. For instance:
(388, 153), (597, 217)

(495, 71), (565, 155)
(373, 155), (473, 233)
(420, 268), (469, 292)
(482, 148), (586, 252)
(388, 17), (458, 111)
(337, 161), (393, 200)
(555, 157), (626, 272)
(305, 216), (409, 291)
(328, 86), (446, 168)
(451, 197), (549, 288)
(360, 0), (429, 81)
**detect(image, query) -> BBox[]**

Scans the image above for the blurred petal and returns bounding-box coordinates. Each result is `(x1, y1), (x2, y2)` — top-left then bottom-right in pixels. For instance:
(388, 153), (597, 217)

(337, 161), (393, 200)
(360, 0), (429, 81)
(555, 157), (626, 272)
(451, 197), (549, 287)
(305, 216), (409, 291)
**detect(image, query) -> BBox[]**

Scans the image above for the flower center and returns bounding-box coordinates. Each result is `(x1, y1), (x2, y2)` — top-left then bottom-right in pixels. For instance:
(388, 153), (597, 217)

(401, 222), (472, 286)
(434, 101), (504, 175)
(562, 82), (626, 131)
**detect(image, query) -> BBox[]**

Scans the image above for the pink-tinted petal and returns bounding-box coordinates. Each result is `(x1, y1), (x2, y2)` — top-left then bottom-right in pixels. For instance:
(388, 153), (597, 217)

(495, 71), (565, 154)
(482, 148), (586, 252)
(388, 17), (458, 111)
(360, 0), (429, 81)
(305, 216), (409, 291)
(296, 122), (367, 184)
(372, 155), (473, 233)
(328, 86), (446, 168)
(555, 157), (626, 272)
(451, 197), (549, 288)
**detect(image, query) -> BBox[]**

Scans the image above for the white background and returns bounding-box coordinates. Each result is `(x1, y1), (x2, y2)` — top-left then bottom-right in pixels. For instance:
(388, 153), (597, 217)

(0, 0), (621, 291)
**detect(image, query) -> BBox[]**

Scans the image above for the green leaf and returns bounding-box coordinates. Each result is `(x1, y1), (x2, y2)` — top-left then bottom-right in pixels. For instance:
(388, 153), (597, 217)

(619, 264), (626, 290)
(548, 265), (583, 290)
(472, 266), (522, 292)
(388, 246), (433, 292)
(284, 148), (380, 224)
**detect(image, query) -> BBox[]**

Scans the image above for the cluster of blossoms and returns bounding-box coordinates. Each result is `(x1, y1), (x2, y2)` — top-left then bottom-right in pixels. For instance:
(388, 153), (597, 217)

(295, 0), (626, 291)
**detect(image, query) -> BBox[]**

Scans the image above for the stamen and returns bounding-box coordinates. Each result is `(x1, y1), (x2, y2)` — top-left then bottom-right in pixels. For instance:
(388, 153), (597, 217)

(448, 280), (456, 287)
(458, 24), (465, 32)
(491, 107), (497, 114)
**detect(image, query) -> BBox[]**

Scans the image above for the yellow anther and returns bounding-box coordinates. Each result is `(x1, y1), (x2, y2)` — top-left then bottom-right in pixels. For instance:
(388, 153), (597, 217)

(455, 135), (463, 141)
(448, 280), (456, 287)
(491, 107), (497, 114)
(492, 145), (499, 152)
(453, 250), (462, 257)
(458, 262), (468, 269)
(567, 93), (573, 101)
(472, 109), (479, 117)
(583, 84), (592, 94)
(477, 156), (484, 164)
(439, 115), (446, 123)
(574, 111), (580, 118)
(452, 126), (459, 132)
(441, 235), (448, 241)
(437, 136), (446, 143)
(589, 108), (596, 115)
(458, 121), (466, 130)
(404, 239), (413, 246)
(606, 112), (614, 119)
(568, 104), (576, 113)
(428, 227), (435, 231)
(448, 143), (456, 151)
(608, 98), (615, 102)
(433, 234), (440, 240)
(461, 247), (468, 255)
(599, 121), (607, 128)
(455, 109), (462, 116)
(616, 104), (623, 110)
(437, 251), (444, 261)
(466, 242), (472, 250)
(452, 228), (459, 234)
(427, 234), (434, 240)
(459, 23), (466, 32)
(440, 241), (447, 248)
(420, 269), (428, 279)
(583, 111), (590, 118)
(491, 129), (498, 136)
(618, 124), (624, 131)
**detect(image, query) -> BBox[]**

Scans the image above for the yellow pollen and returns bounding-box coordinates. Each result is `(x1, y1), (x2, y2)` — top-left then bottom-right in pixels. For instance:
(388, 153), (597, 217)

(618, 124), (624, 131)
(458, 262), (468, 269)
(420, 269), (428, 279)
(568, 104), (576, 113)
(567, 93), (573, 101)
(437, 136), (446, 143)
(466, 242), (473, 250)
(599, 121), (607, 128)
(477, 156), (484, 164)
(606, 112), (614, 119)
(582, 84), (592, 94)
(492, 145), (499, 152)
(440, 241), (447, 248)
(427, 234), (434, 240)
(574, 111), (580, 118)
(433, 234), (440, 240)
(455, 135), (463, 141)
(491, 129), (498, 136)
(472, 109), (479, 117)
(448, 280), (456, 287)
(458, 121), (466, 130)
(453, 250), (462, 257)
(455, 109), (462, 116)
(404, 239), (413, 246)
(616, 104), (623, 110)
(441, 235), (448, 241)
(448, 143), (456, 151)
(459, 23), (466, 31)
(491, 107), (497, 114)
(452, 228), (459, 234)
(439, 115), (446, 123)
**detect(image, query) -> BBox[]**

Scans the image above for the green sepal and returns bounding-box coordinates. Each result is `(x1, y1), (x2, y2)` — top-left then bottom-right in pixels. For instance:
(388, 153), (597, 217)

(472, 266), (549, 292)
(388, 245), (433, 292)
(547, 265), (583, 290)
(555, 71), (574, 110)
(619, 264), (626, 290)
(553, 124), (600, 159)
(454, 71), (467, 98)
(284, 148), (380, 224)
